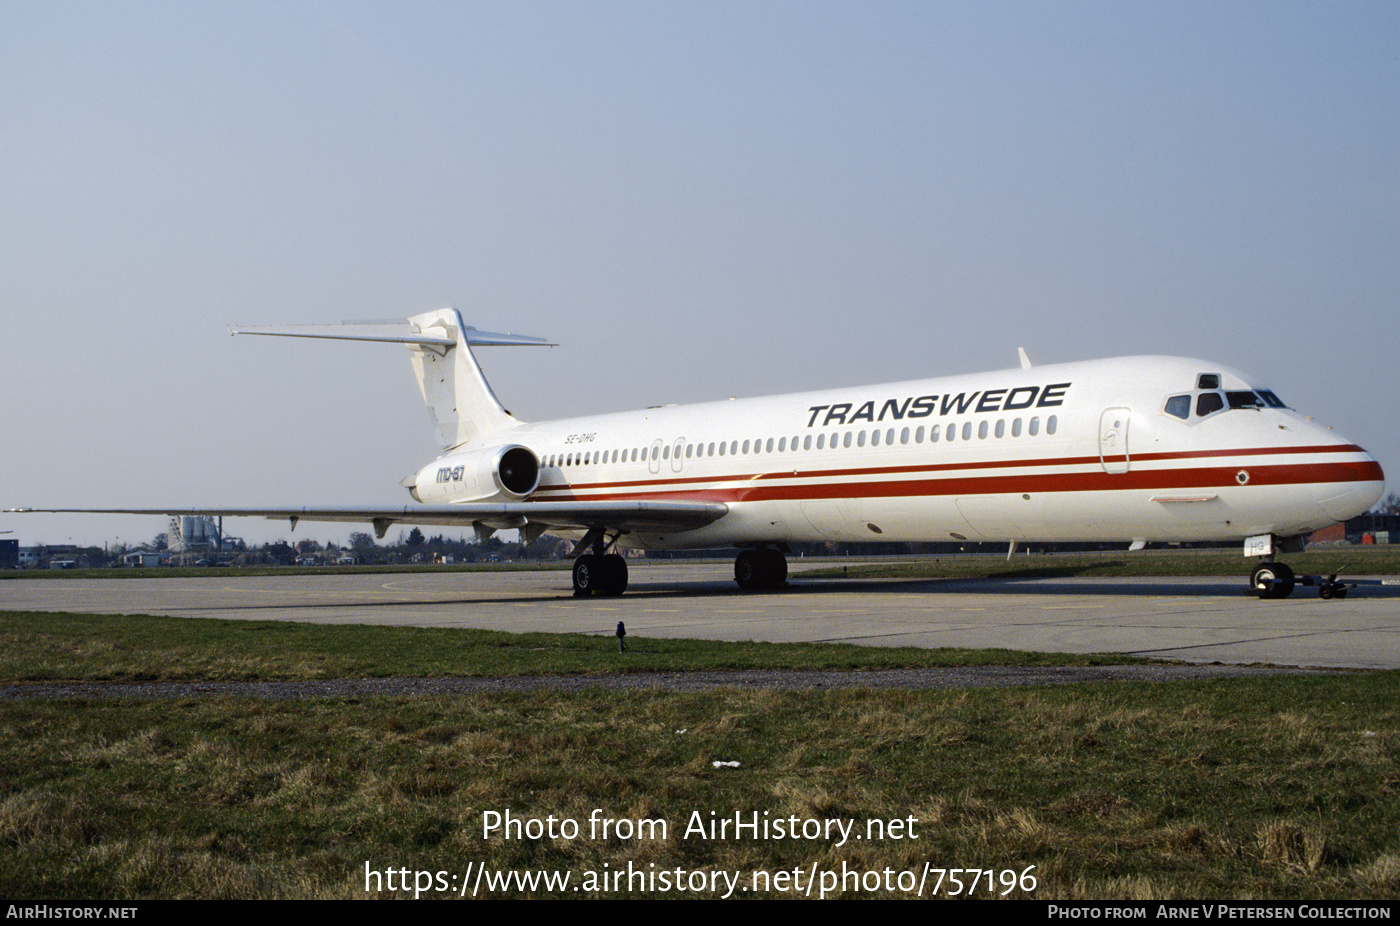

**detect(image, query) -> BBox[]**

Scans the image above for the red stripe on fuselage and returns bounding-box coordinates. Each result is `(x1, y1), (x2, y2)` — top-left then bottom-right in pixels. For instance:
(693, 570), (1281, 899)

(529, 458), (1382, 506)
(530, 444), (1376, 500)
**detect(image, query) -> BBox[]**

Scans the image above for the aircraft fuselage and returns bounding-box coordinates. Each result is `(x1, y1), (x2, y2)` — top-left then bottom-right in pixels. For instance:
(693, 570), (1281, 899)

(410, 354), (1383, 552)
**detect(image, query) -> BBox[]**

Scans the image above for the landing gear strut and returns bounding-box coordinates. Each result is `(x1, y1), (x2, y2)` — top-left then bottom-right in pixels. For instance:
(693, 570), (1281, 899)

(572, 531), (628, 597)
(734, 547), (787, 590)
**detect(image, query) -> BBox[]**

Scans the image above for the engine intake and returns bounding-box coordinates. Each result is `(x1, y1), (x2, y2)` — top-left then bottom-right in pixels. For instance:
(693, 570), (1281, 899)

(410, 444), (540, 503)
(495, 446), (540, 499)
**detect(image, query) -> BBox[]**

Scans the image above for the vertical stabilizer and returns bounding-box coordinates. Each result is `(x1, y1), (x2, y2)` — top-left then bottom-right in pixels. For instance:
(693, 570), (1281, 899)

(406, 308), (552, 450)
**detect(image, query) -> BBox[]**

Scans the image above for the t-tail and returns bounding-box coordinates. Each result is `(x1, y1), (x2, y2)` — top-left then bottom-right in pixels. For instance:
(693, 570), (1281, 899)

(228, 308), (554, 450)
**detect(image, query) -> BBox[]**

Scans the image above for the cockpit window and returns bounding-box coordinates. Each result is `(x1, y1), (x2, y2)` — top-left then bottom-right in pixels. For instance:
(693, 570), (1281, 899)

(1197, 373), (1220, 390)
(1164, 395), (1191, 420)
(1196, 392), (1225, 417)
(1172, 383), (1288, 422)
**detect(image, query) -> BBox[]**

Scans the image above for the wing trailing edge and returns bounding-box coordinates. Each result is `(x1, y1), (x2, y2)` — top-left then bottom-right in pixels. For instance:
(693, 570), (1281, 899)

(6, 500), (729, 539)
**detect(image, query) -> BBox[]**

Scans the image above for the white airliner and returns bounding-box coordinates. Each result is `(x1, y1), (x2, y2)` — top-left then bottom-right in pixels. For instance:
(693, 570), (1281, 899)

(13, 308), (1385, 599)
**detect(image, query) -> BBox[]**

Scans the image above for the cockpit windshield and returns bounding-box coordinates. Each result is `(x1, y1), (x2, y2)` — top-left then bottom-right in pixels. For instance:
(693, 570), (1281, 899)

(1226, 391), (1262, 409)
(1163, 379), (1289, 421)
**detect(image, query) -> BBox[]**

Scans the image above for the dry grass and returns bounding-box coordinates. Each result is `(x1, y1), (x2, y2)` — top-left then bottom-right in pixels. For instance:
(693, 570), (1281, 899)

(2, 674), (1396, 899)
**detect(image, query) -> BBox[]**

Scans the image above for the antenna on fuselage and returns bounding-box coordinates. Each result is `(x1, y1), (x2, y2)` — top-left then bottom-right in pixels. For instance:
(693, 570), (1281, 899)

(1018, 347), (1032, 370)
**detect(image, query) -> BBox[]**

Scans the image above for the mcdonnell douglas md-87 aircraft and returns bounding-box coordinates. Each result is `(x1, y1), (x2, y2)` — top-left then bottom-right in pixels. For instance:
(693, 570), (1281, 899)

(13, 308), (1384, 599)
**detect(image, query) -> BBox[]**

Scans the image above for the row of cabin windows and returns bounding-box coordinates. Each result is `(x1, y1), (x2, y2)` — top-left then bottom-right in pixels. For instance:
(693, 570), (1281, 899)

(542, 415), (1059, 469)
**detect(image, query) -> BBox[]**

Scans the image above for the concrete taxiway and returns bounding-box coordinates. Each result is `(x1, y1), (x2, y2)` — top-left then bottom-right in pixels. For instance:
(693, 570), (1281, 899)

(4, 562), (1398, 669)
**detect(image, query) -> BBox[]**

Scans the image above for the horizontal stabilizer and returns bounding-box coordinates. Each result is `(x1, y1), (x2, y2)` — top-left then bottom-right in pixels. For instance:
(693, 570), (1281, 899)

(228, 322), (554, 348)
(229, 309), (555, 450)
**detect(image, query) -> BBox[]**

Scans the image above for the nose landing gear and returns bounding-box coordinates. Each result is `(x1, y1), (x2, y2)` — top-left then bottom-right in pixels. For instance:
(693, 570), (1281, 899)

(1250, 561), (1295, 599)
(1249, 561), (1359, 600)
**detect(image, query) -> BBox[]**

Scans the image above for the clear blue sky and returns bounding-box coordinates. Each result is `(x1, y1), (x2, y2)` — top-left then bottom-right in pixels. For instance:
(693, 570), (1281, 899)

(3, 1), (1396, 548)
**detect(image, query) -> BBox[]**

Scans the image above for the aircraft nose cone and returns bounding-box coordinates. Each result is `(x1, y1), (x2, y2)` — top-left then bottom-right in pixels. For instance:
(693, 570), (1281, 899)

(1313, 446), (1385, 522)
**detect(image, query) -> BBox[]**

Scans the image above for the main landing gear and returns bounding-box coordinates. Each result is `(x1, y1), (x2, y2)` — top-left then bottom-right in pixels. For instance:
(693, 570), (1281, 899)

(572, 541), (789, 596)
(572, 552), (628, 597)
(571, 528), (628, 597)
(734, 547), (787, 591)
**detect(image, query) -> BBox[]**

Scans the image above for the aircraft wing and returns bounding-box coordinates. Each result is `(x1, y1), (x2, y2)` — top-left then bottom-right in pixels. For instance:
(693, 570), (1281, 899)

(5, 500), (729, 541)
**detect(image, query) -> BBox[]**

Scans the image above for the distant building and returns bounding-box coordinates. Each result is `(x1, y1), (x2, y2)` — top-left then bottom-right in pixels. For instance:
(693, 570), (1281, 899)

(1346, 512), (1400, 543)
(169, 516), (220, 552)
(1308, 524), (1347, 544)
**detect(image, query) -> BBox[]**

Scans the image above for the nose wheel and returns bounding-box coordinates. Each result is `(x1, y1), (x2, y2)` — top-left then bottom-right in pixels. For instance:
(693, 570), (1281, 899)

(1250, 562), (1295, 599)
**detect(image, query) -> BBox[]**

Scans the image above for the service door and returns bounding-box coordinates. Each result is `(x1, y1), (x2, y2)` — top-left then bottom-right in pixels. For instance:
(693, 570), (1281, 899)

(1099, 407), (1131, 474)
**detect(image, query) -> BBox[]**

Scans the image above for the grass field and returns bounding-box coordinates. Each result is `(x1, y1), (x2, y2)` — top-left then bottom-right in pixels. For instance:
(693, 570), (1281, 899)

(0, 610), (1140, 683)
(1, 608), (1397, 900)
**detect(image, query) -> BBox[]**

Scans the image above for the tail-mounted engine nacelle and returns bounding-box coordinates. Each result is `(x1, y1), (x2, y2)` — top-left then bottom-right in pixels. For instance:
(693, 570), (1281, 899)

(409, 444), (540, 504)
